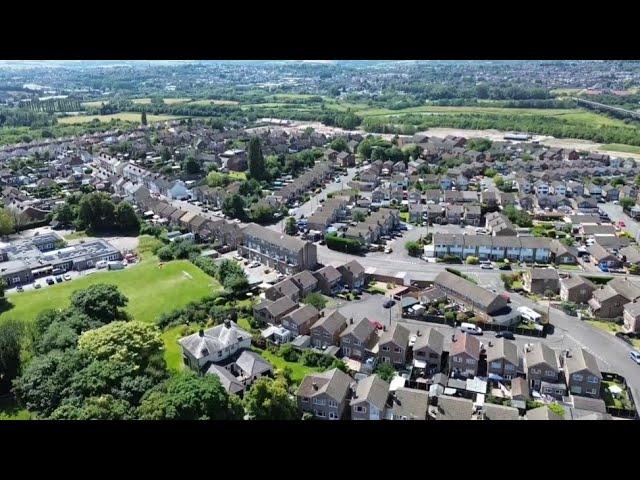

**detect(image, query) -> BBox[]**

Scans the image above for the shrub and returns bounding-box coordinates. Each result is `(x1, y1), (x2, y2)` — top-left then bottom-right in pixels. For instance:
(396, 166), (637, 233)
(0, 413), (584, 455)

(441, 254), (462, 264)
(157, 245), (175, 261)
(405, 241), (422, 257)
(444, 311), (455, 322)
(466, 256), (479, 265)
(278, 344), (299, 362)
(325, 234), (362, 253)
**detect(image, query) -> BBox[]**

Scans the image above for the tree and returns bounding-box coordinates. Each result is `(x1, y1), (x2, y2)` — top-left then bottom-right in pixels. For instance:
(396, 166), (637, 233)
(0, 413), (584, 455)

(405, 241), (422, 257)
(54, 203), (75, 225)
(0, 319), (24, 394)
(206, 171), (228, 188)
(375, 363), (395, 382)
(248, 136), (267, 181)
(302, 292), (327, 311)
(77, 321), (163, 365)
(329, 137), (348, 152)
(243, 377), (298, 420)
(620, 197), (635, 211)
(222, 194), (245, 220)
(0, 208), (15, 236)
(137, 371), (243, 420)
(285, 216), (298, 236)
(70, 284), (128, 324)
(50, 394), (133, 420)
(37, 321), (78, 354)
(223, 273), (249, 294)
(77, 192), (115, 232)
(352, 210), (366, 222)
(182, 155), (200, 174)
(466, 256), (479, 265)
(115, 201), (140, 233)
(141, 110), (147, 126)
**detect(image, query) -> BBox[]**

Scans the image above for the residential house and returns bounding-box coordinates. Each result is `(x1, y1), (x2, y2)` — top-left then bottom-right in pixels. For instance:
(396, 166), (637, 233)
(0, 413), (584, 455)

(253, 296), (298, 325)
(265, 278), (301, 302)
(296, 368), (352, 420)
(178, 320), (252, 371)
(339, 317), (377, 360)
(526, 405), (564, 421)
(378, 323), (411, 366)
(486, 338), (519, 381)
(281, 304), (320, 337)
(411, 328), (444, 372)
(385, 388), (429, 420)
(310, 310), (348, 348)
(449, 332), (481, 377)
(589, 285), (629, 318)
(290, 270), (319, 298)
(433, 395), (474, 420)
(563, 348), (602, 398)
(313, 265), (343, 295)
(523, 268), (560, 295)
(337, 260), (366, 291)
(434, 271), (508, 320)
(623, 301), (640, 333)
(524, 343), (564, 398)
(560, 276), (596, 305)
(350, 374), (390, 420)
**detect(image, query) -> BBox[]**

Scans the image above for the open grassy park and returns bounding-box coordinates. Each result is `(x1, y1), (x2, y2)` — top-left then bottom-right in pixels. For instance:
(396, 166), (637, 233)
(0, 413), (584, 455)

(0, 256), (219, 325)
(599, 143), (640, 154)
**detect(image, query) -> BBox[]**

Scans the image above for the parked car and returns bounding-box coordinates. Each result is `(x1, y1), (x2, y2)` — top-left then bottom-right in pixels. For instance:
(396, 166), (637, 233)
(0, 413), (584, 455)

(383, 299), (396, 309)
(481, 263), (493, 269)
(55, 276), (63, 283)
(34, 282), (42, 289)
(46, 277), (55, 285)
(460, 322), (483, 335)
(234, 254), (244, 261)
(16, 285), (23, 292)
(630, 350), (640, 365)
(249, 261), (260, 268)
(369, 320), (384, 330)
(63, 274), (72, 281)
(496, 331), (515, 340)
(619, 221), (626, 228)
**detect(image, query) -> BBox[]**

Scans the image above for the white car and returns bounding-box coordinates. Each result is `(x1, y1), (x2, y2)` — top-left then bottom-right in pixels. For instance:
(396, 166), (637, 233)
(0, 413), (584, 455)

(630, 350), (640, 365)
(233, 254), (243, 261)
(481, 263), (493, 269)
(249, 261), (261, 268)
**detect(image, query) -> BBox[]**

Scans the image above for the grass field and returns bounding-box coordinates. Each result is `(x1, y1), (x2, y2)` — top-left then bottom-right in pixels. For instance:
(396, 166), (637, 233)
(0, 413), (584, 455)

(132, 97), (191, 105)
(58, 112), (182, 125)
(600, 143), (640, 154)
(161, 325), (188, 373)
(81, 100), (107, 108)
(0, 257), (219, 325)
(586, 319), (624, 334)
(188, 99), (239, 106)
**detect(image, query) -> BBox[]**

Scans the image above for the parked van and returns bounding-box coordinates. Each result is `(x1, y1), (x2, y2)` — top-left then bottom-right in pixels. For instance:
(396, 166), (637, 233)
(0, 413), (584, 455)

(107, 261), (124, 271)
(96, 260), (108, 269)
(460, 322), (483, 335)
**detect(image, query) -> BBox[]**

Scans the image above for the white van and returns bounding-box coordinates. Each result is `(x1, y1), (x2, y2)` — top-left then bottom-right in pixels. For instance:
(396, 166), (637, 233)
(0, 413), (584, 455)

(95, 260), (108, 269)
(460, 322), (483, 335)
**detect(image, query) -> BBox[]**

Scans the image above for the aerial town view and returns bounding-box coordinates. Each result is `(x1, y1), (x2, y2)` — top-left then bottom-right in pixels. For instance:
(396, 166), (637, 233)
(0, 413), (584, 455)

(2, 59), (640, 421)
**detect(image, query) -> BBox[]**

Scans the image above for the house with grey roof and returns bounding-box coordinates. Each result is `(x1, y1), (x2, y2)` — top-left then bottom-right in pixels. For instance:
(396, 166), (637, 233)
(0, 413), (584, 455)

(412, 328), (444, 372)
(339, 317), (377, 360)
(350, 374), (390, 420)
(253, 296), (298, 325)
(296, 368), (353, 420)
(434, 271), (508, 320)
(433, 395), (474, 420)
(562, 348), (602, 398)
(179, 320), (252, 371)
(313, 265), (343, 295)
(265, 277), (302, 302)
(378, 323), (411, 366)
(486, 338), (519, 381)
(449, 332), (481, 377)
(623, 301), (640, 333)
(281, 304), (320, 337)
(310, 310), (347, 349)
(560, 275), (596, 305)
(523, 267), (560, 295)
(524, 343), (565, 398)
(205, 350), (273, 396)
(385, 387), (429, 420)
(526, 405), (564, 420)
(290, 270), (319, 297)
(483, 403), (520, 420)
(337, 260), (366, 290)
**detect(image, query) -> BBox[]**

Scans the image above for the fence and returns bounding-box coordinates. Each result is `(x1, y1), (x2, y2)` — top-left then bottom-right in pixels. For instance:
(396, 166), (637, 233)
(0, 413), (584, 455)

(601, 371), (639, 419)
(402, 312), (547, 338)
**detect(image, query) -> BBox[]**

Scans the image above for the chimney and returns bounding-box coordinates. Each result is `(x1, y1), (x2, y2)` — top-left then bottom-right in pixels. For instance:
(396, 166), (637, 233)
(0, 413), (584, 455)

(312, 382), (318, 391)
(224, 319), (231, 329)
(350, 317), (354, 325)
(198, 329), (204, 337)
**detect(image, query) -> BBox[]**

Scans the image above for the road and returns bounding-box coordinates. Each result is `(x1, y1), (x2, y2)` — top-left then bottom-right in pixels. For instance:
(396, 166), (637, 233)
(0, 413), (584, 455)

(600, 203), (640, 241)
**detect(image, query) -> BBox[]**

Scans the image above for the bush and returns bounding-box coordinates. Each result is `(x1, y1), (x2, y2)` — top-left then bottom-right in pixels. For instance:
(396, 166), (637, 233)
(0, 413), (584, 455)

(278, 344), (299, 362)
(466, 256), (479, 265)
(444, 311), (455, 322)
(191, 255), (218, 277)
(441, 254), (462, 264)
(157, 245), (174, 261)
(325, 234), (362, 253)
(405, 241), (422, 257)
(302, 292), (327, 311)
(301, 350), (335, 369)
(375, 362), (396, 382)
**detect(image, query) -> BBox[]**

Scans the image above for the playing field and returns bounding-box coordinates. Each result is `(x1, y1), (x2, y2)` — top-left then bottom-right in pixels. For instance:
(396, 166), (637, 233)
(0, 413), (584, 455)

(0, 258), (220, 325)
(599, 143), (640, 154)
(58, 112), (182, 124)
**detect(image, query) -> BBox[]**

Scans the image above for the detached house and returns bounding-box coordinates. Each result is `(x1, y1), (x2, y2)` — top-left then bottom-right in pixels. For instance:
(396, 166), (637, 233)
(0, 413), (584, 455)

(378, 323), (410, 366)
(281, 304), (320, 337)
(313, 265), (343, 295)
(178, 320), (252, 371)
(296, 368), (352, 420)
(339, 317), (377, 360)
(563, 348), (602, 398)
(337, 260), (366, 290)
(310, 310), (348, 348)
(560, 276), (596, 305)
(253, 296), (298, 325)
(486, 338), (519, 381)
(524, 343), (565, 398)
(411, 328), (444, 372)
(623, 302), (640, 333)
(523, 268), (560, 295)
(350, 374), (390, 420)
(449, 332), (481, 377)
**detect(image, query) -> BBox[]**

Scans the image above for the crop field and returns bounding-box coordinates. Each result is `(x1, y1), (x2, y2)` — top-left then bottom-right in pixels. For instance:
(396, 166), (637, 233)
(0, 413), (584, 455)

(58, 112), (182, 124)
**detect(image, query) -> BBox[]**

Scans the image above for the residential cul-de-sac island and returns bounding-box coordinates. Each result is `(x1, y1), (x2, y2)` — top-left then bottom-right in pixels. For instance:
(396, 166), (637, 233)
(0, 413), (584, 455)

(2, 60), (640, 421)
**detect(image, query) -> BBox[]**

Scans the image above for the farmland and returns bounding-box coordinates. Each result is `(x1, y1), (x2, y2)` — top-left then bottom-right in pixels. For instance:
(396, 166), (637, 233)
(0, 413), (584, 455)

(58, 112), (182, 124)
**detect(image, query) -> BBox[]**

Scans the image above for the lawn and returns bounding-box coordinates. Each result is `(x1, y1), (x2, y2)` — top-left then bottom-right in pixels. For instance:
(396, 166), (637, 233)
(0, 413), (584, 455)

(558, 264), (583, 271)
(0, 257), (220, 325)
(602, 380), (634, 410)
(586, 319), (624, 334)
(600, 144), (640, 154)
(58, 112), (182, 124)
(161, 325), (189, 373)
(253, 348), (320, 384)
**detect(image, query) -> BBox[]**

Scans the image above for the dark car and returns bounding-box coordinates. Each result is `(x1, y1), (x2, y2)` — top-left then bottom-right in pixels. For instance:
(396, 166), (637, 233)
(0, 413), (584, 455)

(55, 276), (63, 283)
(383, 299), (396, 309)
(16, 285), (24, 292)
(496, 331), (515, 340)
(46, 277), (55, 285)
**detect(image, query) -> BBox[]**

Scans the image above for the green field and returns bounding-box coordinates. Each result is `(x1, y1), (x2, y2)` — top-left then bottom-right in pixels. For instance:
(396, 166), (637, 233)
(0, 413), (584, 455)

(58, 112), (182, 125)
(162, 325), (188, 373)
(0, 257), (219, 325)
(600, 143), (640, 154)
(132, 97), (191, 105)
(188, 99), (239, 106)
(253, 348), (320, 384)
